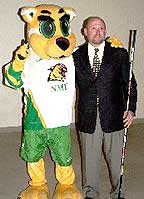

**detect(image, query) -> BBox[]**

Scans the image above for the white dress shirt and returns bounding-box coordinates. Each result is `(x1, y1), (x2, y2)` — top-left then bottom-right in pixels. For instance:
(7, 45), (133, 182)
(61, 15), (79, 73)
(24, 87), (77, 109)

(88, 41), (105, 68)
(88, 41), (105, 105)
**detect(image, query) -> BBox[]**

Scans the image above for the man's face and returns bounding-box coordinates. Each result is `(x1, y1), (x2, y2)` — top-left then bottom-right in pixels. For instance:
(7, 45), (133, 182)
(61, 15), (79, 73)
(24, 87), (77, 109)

(84, 18), (106, 46)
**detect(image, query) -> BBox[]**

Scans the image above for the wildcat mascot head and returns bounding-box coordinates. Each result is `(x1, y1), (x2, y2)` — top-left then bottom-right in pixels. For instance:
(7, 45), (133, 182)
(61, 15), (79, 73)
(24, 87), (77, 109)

(19, 4), (76, 59)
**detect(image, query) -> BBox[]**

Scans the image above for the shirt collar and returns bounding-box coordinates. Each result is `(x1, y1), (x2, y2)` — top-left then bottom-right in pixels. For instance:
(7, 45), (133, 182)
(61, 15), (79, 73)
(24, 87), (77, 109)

(88, 41), (105, 52)
(88, 41), (105, 64)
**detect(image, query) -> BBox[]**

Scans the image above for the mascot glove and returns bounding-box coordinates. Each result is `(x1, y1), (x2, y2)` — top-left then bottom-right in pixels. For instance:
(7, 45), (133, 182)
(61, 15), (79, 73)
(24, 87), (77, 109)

(12, 42), (30, 72)
(107, 36), (123, 48)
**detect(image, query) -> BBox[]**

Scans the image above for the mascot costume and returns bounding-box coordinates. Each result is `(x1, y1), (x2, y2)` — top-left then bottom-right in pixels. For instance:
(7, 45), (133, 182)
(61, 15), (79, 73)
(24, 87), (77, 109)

(4, 4), (82, 199)
(4, 3), (123, 199)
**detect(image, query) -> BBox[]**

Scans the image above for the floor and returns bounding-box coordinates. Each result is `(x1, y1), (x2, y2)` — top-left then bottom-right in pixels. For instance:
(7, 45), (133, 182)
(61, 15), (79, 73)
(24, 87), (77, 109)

(0, 122), (144, 199)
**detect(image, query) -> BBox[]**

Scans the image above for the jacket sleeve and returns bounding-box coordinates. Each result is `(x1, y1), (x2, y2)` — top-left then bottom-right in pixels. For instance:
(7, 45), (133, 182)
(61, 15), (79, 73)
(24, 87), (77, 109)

(129, 73), (137, 114)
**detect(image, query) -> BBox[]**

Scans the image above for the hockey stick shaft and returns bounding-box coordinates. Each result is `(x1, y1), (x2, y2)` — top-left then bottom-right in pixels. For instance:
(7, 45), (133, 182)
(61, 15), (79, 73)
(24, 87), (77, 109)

(118, 30), (137, 198)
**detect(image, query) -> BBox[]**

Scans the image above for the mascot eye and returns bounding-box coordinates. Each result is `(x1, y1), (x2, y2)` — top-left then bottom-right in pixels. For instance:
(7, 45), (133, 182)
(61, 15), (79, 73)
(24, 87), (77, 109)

(40, 20), (56, 38)
(60, 19), (69, 37)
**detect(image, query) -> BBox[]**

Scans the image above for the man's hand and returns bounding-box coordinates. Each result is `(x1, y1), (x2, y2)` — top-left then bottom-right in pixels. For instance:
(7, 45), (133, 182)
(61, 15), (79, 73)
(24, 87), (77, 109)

(123, 111), (134, 128)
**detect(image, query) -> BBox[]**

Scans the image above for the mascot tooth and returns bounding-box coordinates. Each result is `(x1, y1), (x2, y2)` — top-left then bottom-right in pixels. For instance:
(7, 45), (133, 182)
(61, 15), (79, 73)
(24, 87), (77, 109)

(4, 4), (82, 199)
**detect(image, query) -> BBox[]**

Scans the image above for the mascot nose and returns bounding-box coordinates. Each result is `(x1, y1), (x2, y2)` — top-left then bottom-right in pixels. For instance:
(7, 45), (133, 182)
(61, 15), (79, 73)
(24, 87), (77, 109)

(56, 37), (70, 51)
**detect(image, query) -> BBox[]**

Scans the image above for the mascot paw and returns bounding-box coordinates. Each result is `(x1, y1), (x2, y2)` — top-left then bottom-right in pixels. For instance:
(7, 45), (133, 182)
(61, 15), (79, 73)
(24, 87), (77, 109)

(13, 41), (30, 72)
(18, 183), (50, 199)
(53, 183), (83, 199)
(107, 36), (123, 48)
(15, 41), (30, 61)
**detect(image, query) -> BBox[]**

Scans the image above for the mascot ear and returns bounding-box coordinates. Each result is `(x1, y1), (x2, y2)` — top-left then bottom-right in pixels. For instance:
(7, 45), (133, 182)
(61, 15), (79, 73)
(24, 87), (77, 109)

(19, 7), (36, 23)
(63, 7), (76, 22)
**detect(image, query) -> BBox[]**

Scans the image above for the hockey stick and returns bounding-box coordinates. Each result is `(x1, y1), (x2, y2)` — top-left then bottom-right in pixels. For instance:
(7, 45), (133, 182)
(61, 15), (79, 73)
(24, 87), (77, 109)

(118, 30), (137, 198)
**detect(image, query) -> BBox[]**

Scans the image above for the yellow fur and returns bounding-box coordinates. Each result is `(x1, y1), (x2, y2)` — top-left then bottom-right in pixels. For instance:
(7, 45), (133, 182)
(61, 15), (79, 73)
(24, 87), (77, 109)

(107, 36), (123, 48)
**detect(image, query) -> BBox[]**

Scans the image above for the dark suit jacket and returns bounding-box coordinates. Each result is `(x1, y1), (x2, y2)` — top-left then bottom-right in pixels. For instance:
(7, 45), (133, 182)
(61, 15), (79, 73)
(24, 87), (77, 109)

(73, 41), (137, 134)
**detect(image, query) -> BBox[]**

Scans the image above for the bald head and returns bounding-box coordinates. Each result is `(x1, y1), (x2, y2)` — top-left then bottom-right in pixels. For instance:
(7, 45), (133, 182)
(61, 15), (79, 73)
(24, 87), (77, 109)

(82, 16), (107, 47)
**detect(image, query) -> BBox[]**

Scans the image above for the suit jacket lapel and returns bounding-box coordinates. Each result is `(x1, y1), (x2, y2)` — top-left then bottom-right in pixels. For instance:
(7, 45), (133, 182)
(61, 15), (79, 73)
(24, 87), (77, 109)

(79, 43), (94, 77)
(101, 40), (112, 69)
(79, 41), (112, 80)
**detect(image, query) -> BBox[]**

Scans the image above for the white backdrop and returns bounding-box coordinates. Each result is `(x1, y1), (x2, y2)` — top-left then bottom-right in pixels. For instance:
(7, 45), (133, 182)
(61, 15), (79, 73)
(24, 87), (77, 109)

(0, 0), (144, 127)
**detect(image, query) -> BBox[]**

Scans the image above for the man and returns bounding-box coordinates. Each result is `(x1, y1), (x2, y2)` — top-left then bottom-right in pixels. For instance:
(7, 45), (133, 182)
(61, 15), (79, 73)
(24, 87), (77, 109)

(73, 16), (137, 199)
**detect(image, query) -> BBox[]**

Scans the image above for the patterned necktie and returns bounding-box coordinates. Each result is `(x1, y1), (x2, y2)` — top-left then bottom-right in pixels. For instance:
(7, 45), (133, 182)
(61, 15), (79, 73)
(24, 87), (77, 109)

(92, 48), (101, 77)
(93, 48), (101, 105)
